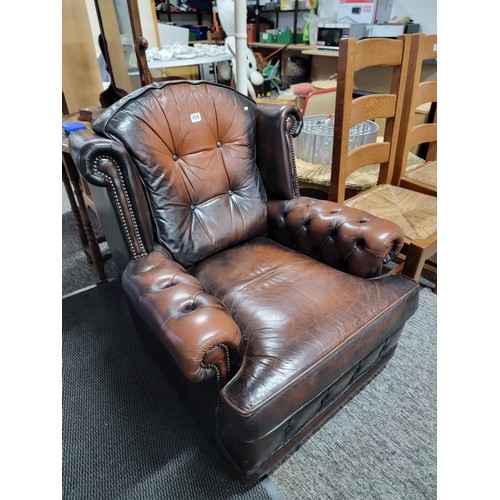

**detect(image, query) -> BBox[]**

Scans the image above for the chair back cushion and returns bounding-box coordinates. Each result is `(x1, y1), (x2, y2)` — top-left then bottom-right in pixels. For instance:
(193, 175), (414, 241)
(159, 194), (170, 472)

(92, 81), (268, 268)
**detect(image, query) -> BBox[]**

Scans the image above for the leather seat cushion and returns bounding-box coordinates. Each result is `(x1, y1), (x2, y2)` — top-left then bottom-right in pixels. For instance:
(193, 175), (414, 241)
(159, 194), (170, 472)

(191, 237), (419, 445)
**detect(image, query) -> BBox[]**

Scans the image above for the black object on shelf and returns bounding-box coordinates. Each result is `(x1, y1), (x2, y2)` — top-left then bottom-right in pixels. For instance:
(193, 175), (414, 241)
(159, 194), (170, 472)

(292, 0), (299, 44)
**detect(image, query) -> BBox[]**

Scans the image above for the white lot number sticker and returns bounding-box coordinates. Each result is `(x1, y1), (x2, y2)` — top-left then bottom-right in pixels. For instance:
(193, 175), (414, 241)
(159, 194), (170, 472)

(190, 112), (202, 123)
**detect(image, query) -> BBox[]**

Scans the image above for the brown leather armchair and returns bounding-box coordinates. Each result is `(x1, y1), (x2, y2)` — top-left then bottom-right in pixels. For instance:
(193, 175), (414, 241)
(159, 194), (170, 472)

(69, 80), (420, 484)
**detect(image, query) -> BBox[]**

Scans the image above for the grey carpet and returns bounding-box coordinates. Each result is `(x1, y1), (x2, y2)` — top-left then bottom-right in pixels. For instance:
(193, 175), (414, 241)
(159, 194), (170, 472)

(62, 187), (121, 296)
(62, 279), (273, 500)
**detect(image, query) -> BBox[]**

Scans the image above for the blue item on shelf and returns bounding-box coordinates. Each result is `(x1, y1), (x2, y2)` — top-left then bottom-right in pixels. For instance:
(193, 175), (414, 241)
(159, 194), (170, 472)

(63, 122), (87, 137)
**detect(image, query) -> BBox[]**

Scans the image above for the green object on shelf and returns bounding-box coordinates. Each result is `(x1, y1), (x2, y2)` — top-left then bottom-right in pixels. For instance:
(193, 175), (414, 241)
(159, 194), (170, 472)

(260, 32), (278, 43)
(303, 0), (319, 43)
(277, 28), (292, 44)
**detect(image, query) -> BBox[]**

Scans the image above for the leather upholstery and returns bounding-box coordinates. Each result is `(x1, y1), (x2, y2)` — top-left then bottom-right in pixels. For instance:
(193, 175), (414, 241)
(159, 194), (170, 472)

(255, 103), (302, 200)
(69, 80), (420, 484)
(191, 236), (418, 457)
(123, 245), (242, 383)
(267, 197), (403, 278)
(92, 81), (268, 268)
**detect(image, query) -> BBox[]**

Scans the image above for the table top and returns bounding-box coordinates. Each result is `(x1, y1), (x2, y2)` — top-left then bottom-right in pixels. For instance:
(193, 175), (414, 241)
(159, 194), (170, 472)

(302, 48), (340, 57)
(147, 52), (232, 70)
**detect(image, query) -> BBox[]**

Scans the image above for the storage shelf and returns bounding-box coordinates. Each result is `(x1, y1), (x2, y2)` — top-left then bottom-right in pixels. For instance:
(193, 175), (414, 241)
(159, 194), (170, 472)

(249, 42), (310, 50)
(252, 0), (308, 44)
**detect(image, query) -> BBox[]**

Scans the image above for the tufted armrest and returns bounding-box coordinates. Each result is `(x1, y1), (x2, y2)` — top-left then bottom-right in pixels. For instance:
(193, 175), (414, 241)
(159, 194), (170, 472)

(267, 197), (405, 279)
(122, 246), (242, 383)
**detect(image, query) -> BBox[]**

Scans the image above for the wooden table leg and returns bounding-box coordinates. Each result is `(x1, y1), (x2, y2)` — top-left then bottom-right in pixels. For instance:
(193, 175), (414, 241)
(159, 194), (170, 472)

(62, 163), (90, 262)
(62, 151), (108, 282)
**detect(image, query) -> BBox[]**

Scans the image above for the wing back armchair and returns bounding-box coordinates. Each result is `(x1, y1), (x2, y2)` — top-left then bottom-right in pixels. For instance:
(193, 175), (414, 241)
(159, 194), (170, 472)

(69, 80), (420, 484)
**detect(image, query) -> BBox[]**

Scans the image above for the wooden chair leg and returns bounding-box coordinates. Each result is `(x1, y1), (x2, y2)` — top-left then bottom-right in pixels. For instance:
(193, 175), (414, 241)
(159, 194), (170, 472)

(402, 244), (427, 281)
(401, 237), (437, 282)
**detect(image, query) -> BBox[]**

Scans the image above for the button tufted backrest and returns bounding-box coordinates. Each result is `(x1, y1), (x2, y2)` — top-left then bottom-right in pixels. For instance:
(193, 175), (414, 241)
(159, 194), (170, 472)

(92, 81), (268, 268)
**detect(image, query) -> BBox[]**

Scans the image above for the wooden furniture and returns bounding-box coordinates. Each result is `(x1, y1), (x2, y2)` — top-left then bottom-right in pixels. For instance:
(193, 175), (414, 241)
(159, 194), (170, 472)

(295, 141), (427, 201)
(300, 45), (437, 90)
(62, 0), (104, 113)
(94, 0), (153, 107)
(207, 29), (226, 45)
(393, 33), (438, 197)
(328, 36), (437, 284)
(294, 90), (432, 200)
(62, 115), (111, 282)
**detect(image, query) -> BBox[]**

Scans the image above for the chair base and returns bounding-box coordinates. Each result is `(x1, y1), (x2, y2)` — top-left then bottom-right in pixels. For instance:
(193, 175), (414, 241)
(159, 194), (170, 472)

(218, 329), (402, 484)
(128, 293), (413, 484)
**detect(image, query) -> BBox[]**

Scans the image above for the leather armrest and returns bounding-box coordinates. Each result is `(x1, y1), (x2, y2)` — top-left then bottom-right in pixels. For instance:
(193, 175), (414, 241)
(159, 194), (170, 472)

(255, 103), (303, 200)
(67, 128), (155, 261)
(267, 196), (404, 278)
(122, 247), (242, 383)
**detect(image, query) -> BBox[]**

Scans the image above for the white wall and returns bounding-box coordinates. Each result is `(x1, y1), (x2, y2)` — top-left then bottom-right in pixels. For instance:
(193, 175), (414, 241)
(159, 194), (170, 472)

(391, 0), (436, 35)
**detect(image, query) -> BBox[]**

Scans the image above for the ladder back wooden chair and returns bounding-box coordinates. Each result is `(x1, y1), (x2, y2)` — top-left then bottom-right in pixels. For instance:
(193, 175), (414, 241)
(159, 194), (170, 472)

(392, 33), (437, 197)
(327, 36), (437, 285)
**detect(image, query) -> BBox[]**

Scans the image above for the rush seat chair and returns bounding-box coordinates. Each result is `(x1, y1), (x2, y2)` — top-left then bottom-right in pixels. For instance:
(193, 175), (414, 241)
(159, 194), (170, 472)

(328, 36), (437, 284)
(392, 33), (438, 197)
(68, 80), (420, 484)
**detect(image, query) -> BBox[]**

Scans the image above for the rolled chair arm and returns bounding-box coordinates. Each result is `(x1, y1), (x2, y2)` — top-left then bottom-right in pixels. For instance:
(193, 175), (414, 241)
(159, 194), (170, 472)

(255, 103), (303, 200)
(68, 128), (155, 260)
(122, 247), (242, 383)
(267, 197), (405, 278)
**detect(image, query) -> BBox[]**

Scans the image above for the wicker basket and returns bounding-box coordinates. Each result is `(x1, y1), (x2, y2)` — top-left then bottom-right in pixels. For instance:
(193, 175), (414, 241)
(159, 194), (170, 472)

(293, 115), (379, 164)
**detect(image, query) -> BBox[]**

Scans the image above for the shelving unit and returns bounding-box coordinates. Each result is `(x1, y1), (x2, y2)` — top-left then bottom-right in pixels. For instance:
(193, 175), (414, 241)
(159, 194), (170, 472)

(249, 0), (309, 44)
(157, 5), (212, 27)
(157, 1), (309, 44)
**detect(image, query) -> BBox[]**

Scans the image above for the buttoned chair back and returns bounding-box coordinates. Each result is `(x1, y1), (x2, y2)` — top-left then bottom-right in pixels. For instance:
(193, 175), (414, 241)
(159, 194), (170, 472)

(91, 81), (268, 267)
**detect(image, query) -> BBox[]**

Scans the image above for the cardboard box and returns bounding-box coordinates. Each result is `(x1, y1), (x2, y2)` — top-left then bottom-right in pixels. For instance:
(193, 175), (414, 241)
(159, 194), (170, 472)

(367, 24), (405, 37)
(338, 0), (393, 25)
(280, 0), (294, 10)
